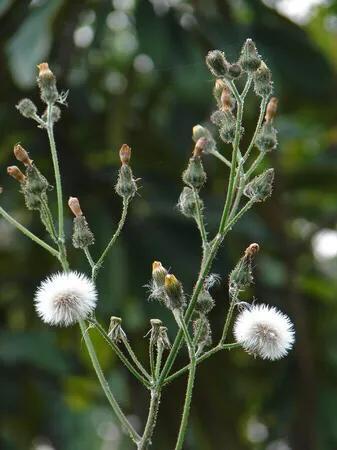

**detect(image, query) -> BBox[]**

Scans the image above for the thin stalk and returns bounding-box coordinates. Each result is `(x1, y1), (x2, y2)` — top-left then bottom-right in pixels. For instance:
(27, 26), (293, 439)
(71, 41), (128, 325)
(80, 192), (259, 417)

(121, 335), (152, 381)
(0, 206), (59, 258)
(219, 289), (240, 345)
(79, 320), (141, 444)
(218, 82), (244, 233)
(164, 343), (239, 386)
(137, 389), (161, 450)
(209, 149), (231, 168)
(245, 152), (266, 180)
(149, 337), (155, 380)
(84, 247), (95, 269)
(192, 188), (207, 251)
(40, 197), (58, 242)
(155, 343), (163, 380)
(90, 319), (151, 388)
(174, 356), (196, 450)
(93, 198), (129, 279)
(242, 96), (268, 165)
(46, 104), (64, 242)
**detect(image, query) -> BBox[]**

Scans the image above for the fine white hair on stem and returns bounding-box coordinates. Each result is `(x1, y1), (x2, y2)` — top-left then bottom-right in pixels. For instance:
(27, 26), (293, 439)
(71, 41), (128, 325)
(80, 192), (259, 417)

(34, 271), (97, 326)
(233, 303), (295, 361)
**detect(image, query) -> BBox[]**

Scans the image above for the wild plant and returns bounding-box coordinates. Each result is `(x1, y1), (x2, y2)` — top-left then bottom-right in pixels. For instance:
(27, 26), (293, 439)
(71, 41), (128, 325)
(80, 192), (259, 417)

(1, 39), (294, 449)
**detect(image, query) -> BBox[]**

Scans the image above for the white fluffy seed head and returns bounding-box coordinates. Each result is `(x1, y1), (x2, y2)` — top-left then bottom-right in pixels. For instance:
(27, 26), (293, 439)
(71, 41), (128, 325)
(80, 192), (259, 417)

(34, 271), (97, 326)
(233, 304), (295, 361)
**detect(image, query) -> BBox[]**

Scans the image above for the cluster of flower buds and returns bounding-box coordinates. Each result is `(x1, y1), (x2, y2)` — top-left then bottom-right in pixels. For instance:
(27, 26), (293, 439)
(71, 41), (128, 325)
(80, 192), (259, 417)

(108, 316), (126, 343)
(229, 243), (260, 296)
(182, 142), (207, 190)
(256, 97), (278, 153)
(206, 50), (242, 81)
(149, 319), (171, 349)
(37, 63), (59, 104)
(68, 197), (95, 249)
(115, 144), (137, 200)
(7, 144), (50, 211)
(244, 168), (274, 202)
(177, 186), (204, 219)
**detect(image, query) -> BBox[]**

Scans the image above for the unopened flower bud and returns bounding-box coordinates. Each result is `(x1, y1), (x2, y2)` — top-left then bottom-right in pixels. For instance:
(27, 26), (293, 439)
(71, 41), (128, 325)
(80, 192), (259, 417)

(37, 62), (58, 104)
(16, 98), (37, 119)
(244, 168), (274, 202)
(164, 274), (186, 310)
(152, 261), (168, 288)
(206, 50), (229, 78)
(115, 164), (137, 199)
(193, 138), (207, 157)
(177, 186), (203, 218)
(108, 316), (126, 343)
(265, 97), (278, 123)
(22, 166), (50, 210)
(7, 166), (26, 183)
(13, 144), (33, 166)
(192, 125), (216, 154)
(72, 215), (95, 249)
(193, 316), (212, 350)
(119, 144), (131, 165)
(211, 110), (240, 144)
(213, 79), (226, 102)
(220, 87), (235, 111)
(244, 243), (260, 257)
(253, 61), (273, 97)
(182, 156), (207, 190)
(195, 288), (215, 315)
(239, 39), (261, 72)
(256, 122), (278, 153)
(227, 63), (242, 80)
(68, 196), (83, 217)
(41, 105), (61, 123)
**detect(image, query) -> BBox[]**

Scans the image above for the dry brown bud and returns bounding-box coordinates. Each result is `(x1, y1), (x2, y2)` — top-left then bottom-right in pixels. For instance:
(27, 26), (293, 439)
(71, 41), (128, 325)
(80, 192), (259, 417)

(68, 196), (83, 217)
(13, 144), (33, 166)
(7, 166), (26, 183)
(37, 62), (54, 80)
(265, 97), (278, 123)
(244, 243), (260, 257)
(193, 137), (207, 157)
(220, 86), (233, 111)
(119, 144), (131, 165)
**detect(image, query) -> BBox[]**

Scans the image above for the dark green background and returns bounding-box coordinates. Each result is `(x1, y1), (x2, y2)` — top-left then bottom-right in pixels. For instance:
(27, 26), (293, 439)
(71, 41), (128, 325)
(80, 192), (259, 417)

(1, 0), (337, 449)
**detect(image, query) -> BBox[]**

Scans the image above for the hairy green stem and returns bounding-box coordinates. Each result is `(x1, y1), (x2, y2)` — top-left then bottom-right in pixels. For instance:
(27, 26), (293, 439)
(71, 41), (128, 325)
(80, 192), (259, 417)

(164, 343), (239, 386)
(209, 149), (231, 168)
(79, 320), (141, 444)
(93, 198), (129, 279)
(192, 188), (208, 252)
(90, 319), (151, 388)
(138, 389), (161, 450)
(121, 335), (152, 381)
(219, 289), (240, 345)
(0, 206), (59, 258)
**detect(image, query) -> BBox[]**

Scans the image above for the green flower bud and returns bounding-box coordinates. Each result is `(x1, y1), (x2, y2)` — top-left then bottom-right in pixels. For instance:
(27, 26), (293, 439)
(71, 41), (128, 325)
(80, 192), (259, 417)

(22, 165), (50, 210)
(206, 50), (229, 78)
(227, 63), (242, 80)
(16, 98), (37, 119)
(182, 156), (207, 189)
(41, 105), (61, 123)
(177, 186), (203, 218)
(37, 63), (59, 104)
(211, 110), (240, 144)
(195, 288), (215, 315)
(239, 39), (261, 72)
(229, 243), (259, 295)
(164, 274), (186, 310)
(193, 316), (212, 349)
(72, 215), (95, 249)
(253, 62), (273, 97)
(256, 122), (278, 152)
(244, 168), (274, 202)
(115, 164), (137, 199)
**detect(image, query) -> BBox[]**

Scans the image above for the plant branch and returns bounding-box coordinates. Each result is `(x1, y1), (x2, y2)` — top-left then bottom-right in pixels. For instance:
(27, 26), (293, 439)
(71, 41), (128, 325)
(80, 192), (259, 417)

(79, 320), (141, 444)
(0, 206), (59, 258)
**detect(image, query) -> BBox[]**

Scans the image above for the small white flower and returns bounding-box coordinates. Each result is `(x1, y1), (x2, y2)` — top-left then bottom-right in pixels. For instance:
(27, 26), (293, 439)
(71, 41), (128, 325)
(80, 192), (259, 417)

(233, 303), (295, 360)
(34, 271), (97, 326)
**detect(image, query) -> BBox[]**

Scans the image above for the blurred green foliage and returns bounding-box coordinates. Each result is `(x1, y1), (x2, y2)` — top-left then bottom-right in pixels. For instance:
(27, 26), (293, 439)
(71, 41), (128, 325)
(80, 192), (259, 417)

(1, 1), (337, 449)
